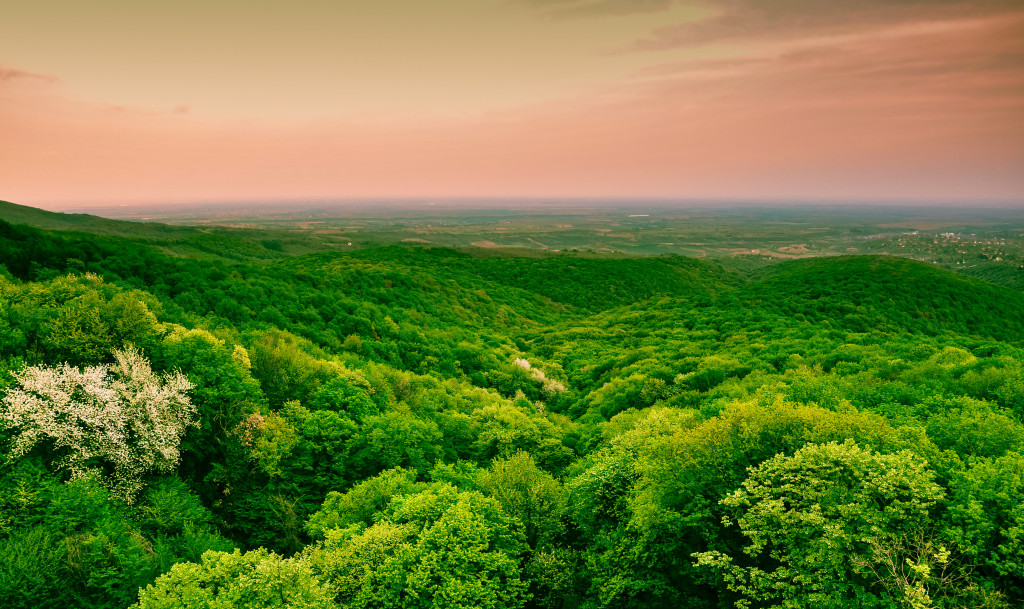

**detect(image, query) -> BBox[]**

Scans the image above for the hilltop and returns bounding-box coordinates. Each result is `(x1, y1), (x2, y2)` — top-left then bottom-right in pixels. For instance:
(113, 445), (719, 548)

(740, 255), (1024, 340)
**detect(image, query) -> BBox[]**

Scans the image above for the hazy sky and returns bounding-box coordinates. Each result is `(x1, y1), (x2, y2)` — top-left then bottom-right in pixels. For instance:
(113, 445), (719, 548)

(2, 0), (1022, 207)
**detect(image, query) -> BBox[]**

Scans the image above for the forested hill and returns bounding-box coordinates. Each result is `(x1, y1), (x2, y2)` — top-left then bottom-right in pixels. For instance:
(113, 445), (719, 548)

(1, 213), (1024, 609)
(740, 255), (1024, 339)
(294, 247), (743, 311)
(0, 200), (339, 260)
(0, 199), (192, 238)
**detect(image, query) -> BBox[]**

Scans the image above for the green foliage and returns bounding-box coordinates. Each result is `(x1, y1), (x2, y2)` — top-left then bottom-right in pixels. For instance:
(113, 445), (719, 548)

(308, 485), (529, 609)
(4, 213), (1024, 608)
(154, 327), (265, 498)
(348, 410), (444, 477)
(471, 403), (575, 472)
(247, 330), (339, 407)
(0, 462), (233, 609)
(696, 441), (946, 609)
(742, 256), (1024, 341)
(309, 375), (378, 421)
(136, 548), (334, 609)
(1, 273), (161, 365)
(481, 451), (565, 550)
(306, 467), (426, 538)
(373, 248), (741, 312)
(944, 452), (1024, 598)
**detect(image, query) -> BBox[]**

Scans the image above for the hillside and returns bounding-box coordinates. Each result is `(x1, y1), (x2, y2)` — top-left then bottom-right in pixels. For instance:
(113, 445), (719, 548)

(338, 247), (743, 311)
(0, 200), (340, 261)
(523, 254), (1024, 422)
(1, 219), (1023, 609)
(740, 255), (1024, 340)
(0, 199), (191, 238)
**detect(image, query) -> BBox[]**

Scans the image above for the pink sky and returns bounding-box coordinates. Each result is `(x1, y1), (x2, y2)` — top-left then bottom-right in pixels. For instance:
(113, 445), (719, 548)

(1, 1), (1022, 208)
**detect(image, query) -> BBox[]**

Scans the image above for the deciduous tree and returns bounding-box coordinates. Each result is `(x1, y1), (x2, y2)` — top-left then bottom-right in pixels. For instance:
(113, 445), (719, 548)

(1, 347), (195, 502)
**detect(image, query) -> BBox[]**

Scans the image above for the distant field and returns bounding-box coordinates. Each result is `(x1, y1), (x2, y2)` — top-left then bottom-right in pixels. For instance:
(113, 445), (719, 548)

(56, 200), (1024, 289)
(6, 199), (1024, 290)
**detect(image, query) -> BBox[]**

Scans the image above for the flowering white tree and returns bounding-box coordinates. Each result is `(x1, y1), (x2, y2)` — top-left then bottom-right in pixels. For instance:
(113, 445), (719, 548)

(1, 347), (196, 502)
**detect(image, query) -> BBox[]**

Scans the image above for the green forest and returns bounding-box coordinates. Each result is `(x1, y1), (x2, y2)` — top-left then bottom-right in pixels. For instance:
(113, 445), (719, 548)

(1, 204), (1023, 609)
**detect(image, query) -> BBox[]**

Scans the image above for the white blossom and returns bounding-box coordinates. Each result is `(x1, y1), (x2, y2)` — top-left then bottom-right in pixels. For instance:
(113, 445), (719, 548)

(1, 347), (196, 503)
(513, 358), (565, 394)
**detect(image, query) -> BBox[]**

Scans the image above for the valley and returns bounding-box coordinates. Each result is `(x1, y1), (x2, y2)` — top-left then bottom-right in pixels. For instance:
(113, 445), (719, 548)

(1, 200), (1022, 609)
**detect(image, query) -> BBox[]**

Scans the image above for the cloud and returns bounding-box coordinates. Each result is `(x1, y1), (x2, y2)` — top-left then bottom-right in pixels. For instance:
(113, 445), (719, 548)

(633, 55), (769, 78)
(521, 0), (674, 19)
(519, 0), (1019, 30)
(630, 13), (1024, 120)
(0, 65), (57, 83)
(2, 11), (1021, 206)
(629, 0), (1021, 51)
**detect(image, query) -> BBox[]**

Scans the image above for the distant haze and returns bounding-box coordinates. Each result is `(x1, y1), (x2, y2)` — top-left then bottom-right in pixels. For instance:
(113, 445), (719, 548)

(2, 1), (1022, 207)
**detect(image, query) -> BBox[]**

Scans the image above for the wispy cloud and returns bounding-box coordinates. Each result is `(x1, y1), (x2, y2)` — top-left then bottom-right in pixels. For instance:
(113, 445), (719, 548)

(521, 0), (674, 20)
(0, 65), (57, 83)
(2, 4), (1022, 205)
(628, 0), (1021, 50)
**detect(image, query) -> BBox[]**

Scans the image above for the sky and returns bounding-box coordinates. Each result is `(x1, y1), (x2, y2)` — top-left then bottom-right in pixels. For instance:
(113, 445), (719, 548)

(1, 0), (1022, 208)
